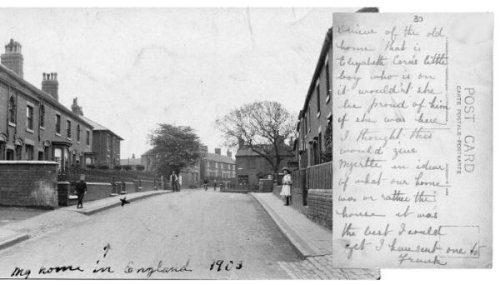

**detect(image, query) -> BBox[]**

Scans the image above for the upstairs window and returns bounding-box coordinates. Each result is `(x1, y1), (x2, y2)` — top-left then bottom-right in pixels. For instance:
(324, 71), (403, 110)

(40, 105), (45, 128)
(86, 130), (90, 145)
(325, 62), (331, 101)
(55, 114), (61, 134)
(316, 84), (321, 115)
(8, 96), (16, 124)
(77, 124), (81, 142)
(67, 120), (72, 138)
(26, 105), (34, 130)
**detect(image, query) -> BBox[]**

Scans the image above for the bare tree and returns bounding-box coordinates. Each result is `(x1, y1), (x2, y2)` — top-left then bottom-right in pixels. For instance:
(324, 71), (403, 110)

(216, 101), (296, 174)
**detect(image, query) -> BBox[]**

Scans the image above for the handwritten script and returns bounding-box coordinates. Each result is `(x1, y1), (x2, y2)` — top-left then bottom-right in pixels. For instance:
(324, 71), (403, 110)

(331, 13), (492, 268)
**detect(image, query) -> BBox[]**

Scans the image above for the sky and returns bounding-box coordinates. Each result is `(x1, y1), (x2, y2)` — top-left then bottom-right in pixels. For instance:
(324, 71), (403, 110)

(0, 8), (349, 158)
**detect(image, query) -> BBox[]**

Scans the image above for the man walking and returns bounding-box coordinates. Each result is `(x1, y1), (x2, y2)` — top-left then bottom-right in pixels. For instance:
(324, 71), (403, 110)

(75, 174), (87, 209)
(170, 171), (179, 192)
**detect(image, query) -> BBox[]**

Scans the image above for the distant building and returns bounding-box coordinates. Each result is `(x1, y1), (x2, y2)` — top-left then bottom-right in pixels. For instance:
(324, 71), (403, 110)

(295, 28), (333, 169)
(120, 153), (144, 170)
(0, 39), (95, 172)
(235, 140), (294, 189)
(200, 147), (236, 183)
(72, 99), (123, 169)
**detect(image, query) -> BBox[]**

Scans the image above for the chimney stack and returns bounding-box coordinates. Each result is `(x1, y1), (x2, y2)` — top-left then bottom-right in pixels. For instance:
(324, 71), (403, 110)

(215, 148), (221, 155)
(42, 72), (59, 101)
(227, 150), (232, 158)
(1, 39), (24, 78)
(71, 97), (84, 116)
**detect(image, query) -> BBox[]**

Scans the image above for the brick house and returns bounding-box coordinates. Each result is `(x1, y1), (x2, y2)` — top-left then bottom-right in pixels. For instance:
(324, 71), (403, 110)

(0, 39), (95, 172)
(235, 141), (295, 190)
(295, 28), (333, 169)
(200, 147), (236, 184)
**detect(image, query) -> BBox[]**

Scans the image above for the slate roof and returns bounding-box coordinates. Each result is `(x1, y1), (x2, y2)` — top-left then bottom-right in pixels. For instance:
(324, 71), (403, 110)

(203, 152), (235, 164)
(235, 145), (294, 157)
(79, 116), (123, 140)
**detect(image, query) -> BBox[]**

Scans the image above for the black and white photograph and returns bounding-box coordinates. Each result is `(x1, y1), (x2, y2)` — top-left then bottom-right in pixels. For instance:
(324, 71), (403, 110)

(0, 1), (497, 283)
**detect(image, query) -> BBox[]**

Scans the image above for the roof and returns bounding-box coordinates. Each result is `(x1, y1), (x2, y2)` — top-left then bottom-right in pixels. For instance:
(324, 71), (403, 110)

(235, 144), (294, 157)
(0, 64), (93, 129)
(79, 116), (123, 140)
(120, 158), (142, 165)
(203, 152), (235, 164)
(300, 28), (332, 116)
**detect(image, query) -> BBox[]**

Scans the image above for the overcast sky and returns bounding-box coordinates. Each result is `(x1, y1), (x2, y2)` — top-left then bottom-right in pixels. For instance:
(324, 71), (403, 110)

(0, 8), (348, 158)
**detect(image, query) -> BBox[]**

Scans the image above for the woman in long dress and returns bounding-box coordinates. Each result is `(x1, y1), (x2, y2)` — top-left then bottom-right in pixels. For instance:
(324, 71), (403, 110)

(280, 168), (292, 206)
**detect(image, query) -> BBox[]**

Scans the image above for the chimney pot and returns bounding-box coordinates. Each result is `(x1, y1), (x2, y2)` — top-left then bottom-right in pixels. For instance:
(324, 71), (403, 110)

(42, 72), (59, 101)
(1, 39), (24, 77)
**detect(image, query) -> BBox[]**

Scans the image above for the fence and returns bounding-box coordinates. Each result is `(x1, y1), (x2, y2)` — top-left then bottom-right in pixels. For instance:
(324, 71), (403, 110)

(289, 162), (333, 229)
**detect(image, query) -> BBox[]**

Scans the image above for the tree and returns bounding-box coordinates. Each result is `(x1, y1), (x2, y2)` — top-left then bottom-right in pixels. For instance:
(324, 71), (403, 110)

(216, 101), (296, 174)
(148, 124), (202, 176)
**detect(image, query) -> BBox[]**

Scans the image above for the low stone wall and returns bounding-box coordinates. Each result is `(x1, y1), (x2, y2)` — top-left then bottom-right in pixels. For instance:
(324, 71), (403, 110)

(84, 182), (113, 202)
(140, 180), (156, 191)
(0, 161), (58, 209)
(122, 182), (136, 194)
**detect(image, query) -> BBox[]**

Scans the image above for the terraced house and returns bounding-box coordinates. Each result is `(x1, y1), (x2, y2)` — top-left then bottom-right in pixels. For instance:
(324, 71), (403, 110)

(0, 39), (120, 171)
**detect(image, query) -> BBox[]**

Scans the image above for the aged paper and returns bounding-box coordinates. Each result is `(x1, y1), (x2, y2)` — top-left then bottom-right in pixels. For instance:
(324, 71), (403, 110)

(331, 13), (492, 268)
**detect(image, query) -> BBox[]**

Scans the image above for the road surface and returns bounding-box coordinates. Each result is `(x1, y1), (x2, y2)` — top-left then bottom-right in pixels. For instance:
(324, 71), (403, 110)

(0, 189), (301, 279)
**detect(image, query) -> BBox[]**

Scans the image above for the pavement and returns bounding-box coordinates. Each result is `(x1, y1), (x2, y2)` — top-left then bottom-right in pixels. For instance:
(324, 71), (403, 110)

(250, 192), (380, 280)
(0, 190), (170, 251)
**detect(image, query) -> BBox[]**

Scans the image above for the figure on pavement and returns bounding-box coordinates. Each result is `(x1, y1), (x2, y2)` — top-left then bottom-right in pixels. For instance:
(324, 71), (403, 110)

(75, 174), (87, 209)
(280, 168), (292, 206)
(170, 171), (179, 192)
(213, 179), (217, 191)
(203, 178), (209, 190)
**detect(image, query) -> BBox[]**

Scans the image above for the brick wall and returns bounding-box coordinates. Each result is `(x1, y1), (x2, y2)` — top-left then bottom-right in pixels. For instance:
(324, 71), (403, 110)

(81, 182), (113, 202)
(306, 189), (332, 229)
(0, 161), (58, 208)
(271, 183), (332, 230)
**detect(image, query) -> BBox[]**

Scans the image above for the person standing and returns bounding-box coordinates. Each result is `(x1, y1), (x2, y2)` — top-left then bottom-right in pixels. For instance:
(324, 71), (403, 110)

(280, 168), (292, 206)
(203, 178), (209, 191)
(75, 174), (87, 209)
(170, 171), (179, 192)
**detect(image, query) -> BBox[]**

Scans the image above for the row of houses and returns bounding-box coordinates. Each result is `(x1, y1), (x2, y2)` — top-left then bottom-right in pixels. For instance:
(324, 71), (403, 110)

(0, 39), (122, 172)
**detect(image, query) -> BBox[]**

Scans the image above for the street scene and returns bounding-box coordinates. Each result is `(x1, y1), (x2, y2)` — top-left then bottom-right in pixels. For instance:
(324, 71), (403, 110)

(0, 8), (378, 279)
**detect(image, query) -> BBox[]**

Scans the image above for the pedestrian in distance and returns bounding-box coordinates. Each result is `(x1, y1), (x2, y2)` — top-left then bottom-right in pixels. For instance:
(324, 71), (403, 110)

(203, 178), (209, 191)
(213, 179), (217, 191)
(170, 171), (179, 192)
(75, 174), (87, 209)
(280, 167), (292, 206)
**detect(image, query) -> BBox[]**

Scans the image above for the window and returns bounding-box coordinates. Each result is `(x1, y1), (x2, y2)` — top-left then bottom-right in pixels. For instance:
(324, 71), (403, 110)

(325, 62), (331, 101)
(86, 130), (90, 145)
(107, 134), (111, 151)
(66, 120), (72, 138)
(304, 115), (308, 136)
(8, 96), (16, 124)
(40, 105), (45, 128)
(316, 84), (321, 115)
(26, 105), (34, 130)
(25, 145), (34, 160)
(249, 157), (256, 169)
(307, 106), (311, 132)
(55, 114), (61, 134)
(76, 124), (80, 142)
